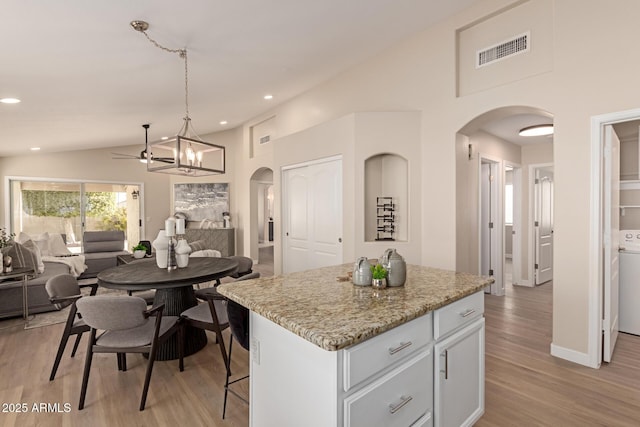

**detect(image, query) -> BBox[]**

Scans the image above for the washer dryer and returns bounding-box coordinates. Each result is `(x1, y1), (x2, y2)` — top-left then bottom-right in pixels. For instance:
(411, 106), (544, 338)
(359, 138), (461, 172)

(619, 230), (640, 335)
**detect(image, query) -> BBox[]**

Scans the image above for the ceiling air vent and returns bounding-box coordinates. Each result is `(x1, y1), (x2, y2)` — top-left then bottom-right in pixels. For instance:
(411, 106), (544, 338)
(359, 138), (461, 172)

(476, 31), (530, 68)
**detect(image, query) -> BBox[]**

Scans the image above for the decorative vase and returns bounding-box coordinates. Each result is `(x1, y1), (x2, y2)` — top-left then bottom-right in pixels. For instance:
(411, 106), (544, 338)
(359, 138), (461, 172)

(372, 278), (386, 289)
(175, 239), (191, 268)
(133, 250), (146, 259)
(152, 231), (169, 269)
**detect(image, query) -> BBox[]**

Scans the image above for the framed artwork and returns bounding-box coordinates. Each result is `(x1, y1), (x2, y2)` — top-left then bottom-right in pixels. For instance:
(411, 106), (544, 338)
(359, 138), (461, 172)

(174, 183), (229, 222)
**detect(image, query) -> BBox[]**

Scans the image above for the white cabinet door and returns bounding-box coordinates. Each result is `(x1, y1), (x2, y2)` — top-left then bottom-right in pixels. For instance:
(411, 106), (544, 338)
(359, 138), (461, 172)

(434, 319), (484, 427)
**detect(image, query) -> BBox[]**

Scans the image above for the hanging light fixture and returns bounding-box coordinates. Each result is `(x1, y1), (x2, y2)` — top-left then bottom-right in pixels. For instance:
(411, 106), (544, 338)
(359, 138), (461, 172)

(518, 124), (554, 137)
(131, 20), (225, 176)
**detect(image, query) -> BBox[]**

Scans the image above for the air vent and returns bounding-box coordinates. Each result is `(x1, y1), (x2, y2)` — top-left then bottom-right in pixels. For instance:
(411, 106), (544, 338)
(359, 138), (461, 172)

(476, 32), (530, 68)
(259, 135), (271, 144)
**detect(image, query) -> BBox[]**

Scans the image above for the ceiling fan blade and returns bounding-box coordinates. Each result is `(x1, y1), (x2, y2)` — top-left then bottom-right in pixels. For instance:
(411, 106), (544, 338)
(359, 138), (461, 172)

(111, 152), (140, 160)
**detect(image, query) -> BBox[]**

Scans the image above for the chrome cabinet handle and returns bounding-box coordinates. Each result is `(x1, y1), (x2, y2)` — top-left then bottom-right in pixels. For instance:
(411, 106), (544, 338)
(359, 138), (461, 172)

(388, 341), (412, 355)
(460, 308), (476, 318)
(443, 350), (449, 379)
(389, 395), (413, 414)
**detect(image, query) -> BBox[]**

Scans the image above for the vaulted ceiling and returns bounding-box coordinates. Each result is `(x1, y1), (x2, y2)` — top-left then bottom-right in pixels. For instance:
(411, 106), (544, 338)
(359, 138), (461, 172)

(0, 0), (477, 157)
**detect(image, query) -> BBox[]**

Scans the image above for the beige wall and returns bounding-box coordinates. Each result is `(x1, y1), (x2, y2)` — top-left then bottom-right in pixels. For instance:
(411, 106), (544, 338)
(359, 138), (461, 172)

(231, 0), (640, 362)
(0, 126), (240, 247)
(0, 146), (170, 240)
(456, 130), (521, 275)
(3, 0), (639, 364)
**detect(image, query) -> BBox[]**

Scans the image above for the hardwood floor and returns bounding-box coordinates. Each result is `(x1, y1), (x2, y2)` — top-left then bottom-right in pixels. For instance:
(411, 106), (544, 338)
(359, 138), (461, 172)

(1, 273), (639, 426)
(478, 282), (640, 427)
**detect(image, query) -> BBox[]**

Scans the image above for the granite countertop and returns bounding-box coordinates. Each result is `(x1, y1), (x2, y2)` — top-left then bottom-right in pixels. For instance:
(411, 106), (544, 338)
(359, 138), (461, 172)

(217, 263), (493, 351)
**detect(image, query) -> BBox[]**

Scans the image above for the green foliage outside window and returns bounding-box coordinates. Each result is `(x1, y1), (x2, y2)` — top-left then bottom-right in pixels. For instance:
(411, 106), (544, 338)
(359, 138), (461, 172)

(21, 190), (126, 231)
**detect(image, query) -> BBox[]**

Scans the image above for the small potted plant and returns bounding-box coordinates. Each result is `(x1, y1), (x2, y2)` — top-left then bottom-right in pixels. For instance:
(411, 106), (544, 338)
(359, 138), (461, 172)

(370, 263), (387, 289)
(132, 243), (148, 259)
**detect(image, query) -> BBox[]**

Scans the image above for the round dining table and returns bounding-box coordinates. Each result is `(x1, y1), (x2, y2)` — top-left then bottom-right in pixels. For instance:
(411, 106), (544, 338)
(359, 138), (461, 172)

(97, 256), (238, 360)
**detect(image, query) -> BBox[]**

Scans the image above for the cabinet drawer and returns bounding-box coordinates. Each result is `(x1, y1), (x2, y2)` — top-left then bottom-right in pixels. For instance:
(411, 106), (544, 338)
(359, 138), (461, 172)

(343, 314), (432, 392)
(433, 292), (483, 340)
(344, 349), (433, 427)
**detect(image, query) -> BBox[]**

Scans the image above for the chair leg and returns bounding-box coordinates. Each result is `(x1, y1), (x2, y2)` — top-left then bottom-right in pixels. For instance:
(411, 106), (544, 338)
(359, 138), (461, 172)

(140, 345), (158, 411)
(49, 329), (72, 381)
(178, 324), (184, 372)
(122, 353), (127, 372)
(79, 330), (96, 410)
(223, 336), (234, 419)
(70, 333), (83, 357)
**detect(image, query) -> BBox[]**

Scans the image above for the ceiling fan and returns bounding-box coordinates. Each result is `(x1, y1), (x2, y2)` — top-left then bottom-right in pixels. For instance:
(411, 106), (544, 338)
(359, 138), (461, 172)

(111, 124), (173, 164)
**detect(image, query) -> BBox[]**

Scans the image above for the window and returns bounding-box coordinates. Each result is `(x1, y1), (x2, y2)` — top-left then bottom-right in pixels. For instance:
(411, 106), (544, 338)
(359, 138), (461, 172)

(9, 178), (142, 252)
(504, 183), (513, 225)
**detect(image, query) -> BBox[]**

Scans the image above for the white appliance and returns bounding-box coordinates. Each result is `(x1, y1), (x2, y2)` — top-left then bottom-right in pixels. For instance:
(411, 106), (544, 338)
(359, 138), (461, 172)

(619, 230), (640, 335)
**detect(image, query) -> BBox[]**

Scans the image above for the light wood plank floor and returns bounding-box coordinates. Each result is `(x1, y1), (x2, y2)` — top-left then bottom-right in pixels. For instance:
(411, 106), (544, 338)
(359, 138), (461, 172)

(2, 275), (640, 426)
(478, 282), (640, 426)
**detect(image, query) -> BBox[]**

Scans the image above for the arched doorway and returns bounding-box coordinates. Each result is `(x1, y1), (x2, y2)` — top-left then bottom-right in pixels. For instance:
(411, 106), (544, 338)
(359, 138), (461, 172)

(250, 167), (274, 273)
(456, 106), (554, 295)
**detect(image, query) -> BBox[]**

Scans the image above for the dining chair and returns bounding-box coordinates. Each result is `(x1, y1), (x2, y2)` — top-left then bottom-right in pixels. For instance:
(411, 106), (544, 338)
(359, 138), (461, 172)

(223, 294), (251, 418)
(45, 274), (98, 381)
(194, 256), (254, 298)
(180, 287), (230, 371)
(181, 271), (259, 418)
(76, 295), (183, 411)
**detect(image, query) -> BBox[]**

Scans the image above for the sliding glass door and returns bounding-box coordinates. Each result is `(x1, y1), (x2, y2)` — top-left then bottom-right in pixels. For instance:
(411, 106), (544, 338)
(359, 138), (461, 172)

(9, 179), (142, 253)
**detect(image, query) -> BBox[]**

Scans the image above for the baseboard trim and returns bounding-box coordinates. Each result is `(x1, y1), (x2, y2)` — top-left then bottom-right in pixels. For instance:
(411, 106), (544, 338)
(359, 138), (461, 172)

(550, 343), (594, 368)
(513, 279), (533, 287)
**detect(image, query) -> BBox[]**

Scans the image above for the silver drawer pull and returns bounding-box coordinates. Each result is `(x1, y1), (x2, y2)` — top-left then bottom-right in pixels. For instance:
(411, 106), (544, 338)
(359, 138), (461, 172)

(389, 395), (413, 414)
(388, 341), (412, 355)
(460, 308), (476, 318)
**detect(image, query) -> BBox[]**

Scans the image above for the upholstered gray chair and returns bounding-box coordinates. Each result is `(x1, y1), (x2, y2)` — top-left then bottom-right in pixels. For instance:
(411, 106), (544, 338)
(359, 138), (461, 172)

(45, 274), (98, 381)
(180, 288), (230, 371)
(76, 295), (183, 411)
(194, 256), (254, 299)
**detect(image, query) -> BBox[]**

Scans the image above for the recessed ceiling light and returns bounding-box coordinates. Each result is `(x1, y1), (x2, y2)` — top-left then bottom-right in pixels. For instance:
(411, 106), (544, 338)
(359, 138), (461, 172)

(519, 124), (554, 137)
(30, 147), (40, 151)
(220, 120), (228, 125)
(161, 136), (169, 140)
(264, 94), (273, 100)
(0, 98), (21, 104)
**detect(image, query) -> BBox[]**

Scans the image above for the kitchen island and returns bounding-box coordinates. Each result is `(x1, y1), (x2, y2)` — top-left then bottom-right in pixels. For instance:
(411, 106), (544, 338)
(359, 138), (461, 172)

(218, 263), (493, 427)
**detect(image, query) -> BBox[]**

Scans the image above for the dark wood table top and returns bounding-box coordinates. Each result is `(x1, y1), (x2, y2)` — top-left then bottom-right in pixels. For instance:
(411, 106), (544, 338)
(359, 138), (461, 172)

(97, 257), (238, 291)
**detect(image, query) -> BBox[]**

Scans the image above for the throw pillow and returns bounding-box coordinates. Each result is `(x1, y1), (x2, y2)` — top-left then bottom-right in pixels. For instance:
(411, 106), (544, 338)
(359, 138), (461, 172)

(1, 242), (38, 274)
(190, 249), (221, 258)
(32, 232), (51, 256)
(188, 240), (208, 252)
(48, 233), (71, 256)
(21, 239), (45, 273)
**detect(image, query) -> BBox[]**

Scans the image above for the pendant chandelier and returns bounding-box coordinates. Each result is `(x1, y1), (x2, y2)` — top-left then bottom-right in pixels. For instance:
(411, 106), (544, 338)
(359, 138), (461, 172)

(131, 20), (225, 176)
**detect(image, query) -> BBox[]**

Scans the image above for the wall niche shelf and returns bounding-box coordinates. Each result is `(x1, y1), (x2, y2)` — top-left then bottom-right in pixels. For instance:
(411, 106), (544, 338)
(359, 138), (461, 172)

(364, 153), (408, 242)
(375, 197), (395, 241)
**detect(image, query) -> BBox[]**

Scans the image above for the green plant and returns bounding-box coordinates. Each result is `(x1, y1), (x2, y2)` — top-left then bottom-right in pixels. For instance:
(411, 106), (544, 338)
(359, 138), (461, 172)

(133, 243), (147, 251)
(0, 227), (15, 249)
(370, 263), (387, 280)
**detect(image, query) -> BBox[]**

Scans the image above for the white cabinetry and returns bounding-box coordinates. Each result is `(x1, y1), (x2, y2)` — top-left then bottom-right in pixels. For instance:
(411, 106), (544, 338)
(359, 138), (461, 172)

(249, 290), (484, 427)
(250, 312), (434, 427)
(433, 292), (485, 427)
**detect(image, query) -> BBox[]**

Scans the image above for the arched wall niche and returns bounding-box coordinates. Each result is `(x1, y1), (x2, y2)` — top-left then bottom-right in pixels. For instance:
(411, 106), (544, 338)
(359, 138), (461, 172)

(364, 153), (408, 242)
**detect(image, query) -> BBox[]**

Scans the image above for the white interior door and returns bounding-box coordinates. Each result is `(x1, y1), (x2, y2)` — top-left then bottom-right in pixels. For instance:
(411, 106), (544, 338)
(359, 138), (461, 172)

(282, 167), (310, 273)
(282, 157), (343, 274)
(535, 168), (554, 285)
(603, 125), (620, 362)
(479, 159), (503, 295)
